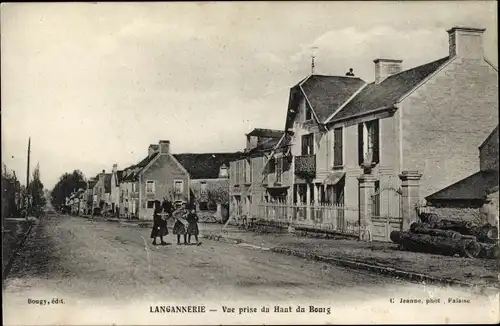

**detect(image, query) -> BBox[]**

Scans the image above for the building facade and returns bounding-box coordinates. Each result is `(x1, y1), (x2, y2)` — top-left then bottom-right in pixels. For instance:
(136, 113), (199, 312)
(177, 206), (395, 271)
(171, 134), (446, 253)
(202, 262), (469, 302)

(233, 26), (498, 240)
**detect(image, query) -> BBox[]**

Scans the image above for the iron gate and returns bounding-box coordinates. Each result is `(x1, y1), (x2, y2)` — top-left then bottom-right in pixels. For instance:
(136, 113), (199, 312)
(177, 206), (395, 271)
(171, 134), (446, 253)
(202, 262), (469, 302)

(370, 186), (403, 242)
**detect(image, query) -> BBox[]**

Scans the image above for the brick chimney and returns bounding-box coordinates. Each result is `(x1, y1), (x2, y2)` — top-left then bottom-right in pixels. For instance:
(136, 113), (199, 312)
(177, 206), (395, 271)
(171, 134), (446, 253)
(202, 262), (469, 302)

(159, 140), (170, 154)
(148, 144), (159, 156)
(374, 59), (403, 84)
(447, 27), (485, 60)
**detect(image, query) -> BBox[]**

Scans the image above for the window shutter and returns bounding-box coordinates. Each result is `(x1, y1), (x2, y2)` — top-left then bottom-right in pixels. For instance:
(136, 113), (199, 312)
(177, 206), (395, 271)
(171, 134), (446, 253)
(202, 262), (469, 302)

(301, 135), (307, 155)
(334, 127), (343, 166)
(358, 123), (364, 166)
(372, 120), (380, 164)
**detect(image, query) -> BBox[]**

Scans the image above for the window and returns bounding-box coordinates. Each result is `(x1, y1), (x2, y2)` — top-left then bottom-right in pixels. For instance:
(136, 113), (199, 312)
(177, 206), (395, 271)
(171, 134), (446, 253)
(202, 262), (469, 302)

(147, 200), (155, 209)
(146, 181), (155, 194)
(200, 182), (208, 195)
(333, 127), (343, 167)
(174, 180), (184, 194)
(373, 181), (381, 217)
(305, 103), (312, 121)
(275, 157), (283, 183)
(131, 183), (136, 192)
(244, 159), (252, 183)
(219, 165), (228, 178)
(301, 134), (314, 155)
(367, 120), (380, 164)
(358, 120), (380, 166)
(268, 157), (276, 174)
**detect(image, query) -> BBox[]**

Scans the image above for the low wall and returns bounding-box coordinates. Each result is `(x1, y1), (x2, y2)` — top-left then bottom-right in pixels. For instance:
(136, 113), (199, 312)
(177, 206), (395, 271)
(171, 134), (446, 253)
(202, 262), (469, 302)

(427, 200), (484, 223)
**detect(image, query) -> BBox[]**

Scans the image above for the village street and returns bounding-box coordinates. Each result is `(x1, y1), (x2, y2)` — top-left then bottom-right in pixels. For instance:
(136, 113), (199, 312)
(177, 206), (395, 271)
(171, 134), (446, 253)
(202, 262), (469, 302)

(2, 210), (489, 302)
(3, 209), (498, 325)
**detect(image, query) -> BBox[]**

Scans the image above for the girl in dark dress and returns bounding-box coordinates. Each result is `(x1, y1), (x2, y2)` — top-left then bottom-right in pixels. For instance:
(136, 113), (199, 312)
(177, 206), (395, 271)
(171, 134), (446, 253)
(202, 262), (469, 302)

(150, 200), (168, 246)
(172, 202), (188, 245)
(186, 205), (201, 245)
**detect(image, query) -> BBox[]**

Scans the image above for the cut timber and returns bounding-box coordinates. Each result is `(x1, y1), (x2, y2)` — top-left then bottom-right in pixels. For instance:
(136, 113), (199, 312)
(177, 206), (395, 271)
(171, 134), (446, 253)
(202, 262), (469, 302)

(410, 223), (461, 239)
(476, 226), (499, 244)
(390, 231), (481, 258)
(419, 212), (440, 223)
(478, 243), (500, 259)
(428, 220), (475, 235)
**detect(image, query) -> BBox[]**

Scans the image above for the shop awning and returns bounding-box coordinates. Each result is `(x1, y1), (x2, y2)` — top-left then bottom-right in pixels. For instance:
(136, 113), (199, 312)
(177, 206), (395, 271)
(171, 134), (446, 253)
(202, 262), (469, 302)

(323, 172), (345, 185)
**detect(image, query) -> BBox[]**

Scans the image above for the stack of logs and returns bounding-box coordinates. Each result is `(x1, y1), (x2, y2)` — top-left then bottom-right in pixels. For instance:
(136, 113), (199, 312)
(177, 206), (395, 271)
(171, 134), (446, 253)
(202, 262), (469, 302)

(390, 213), (499, 259)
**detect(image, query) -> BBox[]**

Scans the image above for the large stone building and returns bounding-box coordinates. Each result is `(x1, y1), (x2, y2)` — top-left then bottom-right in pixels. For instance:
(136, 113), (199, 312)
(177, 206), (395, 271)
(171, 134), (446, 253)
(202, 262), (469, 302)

(230, 26), (498, 241)
(115, 140), (240, 220)
(229, 128), (292, 220)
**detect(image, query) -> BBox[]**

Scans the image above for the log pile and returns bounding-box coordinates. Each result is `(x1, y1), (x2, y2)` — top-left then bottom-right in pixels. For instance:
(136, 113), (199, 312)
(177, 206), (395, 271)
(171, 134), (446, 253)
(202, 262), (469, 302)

(391, 213), (499, 259)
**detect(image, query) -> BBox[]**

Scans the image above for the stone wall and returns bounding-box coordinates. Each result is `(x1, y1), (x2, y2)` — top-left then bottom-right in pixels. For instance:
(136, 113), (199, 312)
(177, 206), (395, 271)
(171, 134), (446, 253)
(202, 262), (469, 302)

(427, 200), (484, 223)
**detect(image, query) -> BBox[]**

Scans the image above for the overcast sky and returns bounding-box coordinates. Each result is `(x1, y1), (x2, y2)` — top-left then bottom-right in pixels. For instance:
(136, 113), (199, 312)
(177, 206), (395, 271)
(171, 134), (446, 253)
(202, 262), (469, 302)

(1, 2), (497, 189)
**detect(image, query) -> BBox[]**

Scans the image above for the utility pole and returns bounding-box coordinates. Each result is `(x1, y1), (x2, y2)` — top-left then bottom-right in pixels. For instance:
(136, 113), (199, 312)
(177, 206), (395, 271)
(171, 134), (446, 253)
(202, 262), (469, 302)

(26, 137), (31, 216)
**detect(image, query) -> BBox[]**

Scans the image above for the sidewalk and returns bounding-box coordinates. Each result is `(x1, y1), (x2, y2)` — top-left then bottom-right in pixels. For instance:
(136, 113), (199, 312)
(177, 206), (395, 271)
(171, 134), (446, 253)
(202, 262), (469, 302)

(202, 223), (499, 289)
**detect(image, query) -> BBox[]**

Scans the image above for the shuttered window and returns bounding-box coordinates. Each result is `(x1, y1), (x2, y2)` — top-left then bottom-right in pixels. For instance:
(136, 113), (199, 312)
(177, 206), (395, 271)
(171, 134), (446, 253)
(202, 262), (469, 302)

(333, 127), (343, 166)
(358, 123), (364, 166)
(369, 120), (380, 164)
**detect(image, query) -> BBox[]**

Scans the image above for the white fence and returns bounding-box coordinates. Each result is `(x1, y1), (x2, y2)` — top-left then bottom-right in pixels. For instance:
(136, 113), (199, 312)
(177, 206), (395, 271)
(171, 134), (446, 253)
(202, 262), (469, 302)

(256, 202), (360, 236)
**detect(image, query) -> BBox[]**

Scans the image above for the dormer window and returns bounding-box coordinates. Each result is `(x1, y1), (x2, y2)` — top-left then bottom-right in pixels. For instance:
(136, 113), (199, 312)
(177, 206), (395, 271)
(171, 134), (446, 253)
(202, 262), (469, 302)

(219, 164), (228, 178)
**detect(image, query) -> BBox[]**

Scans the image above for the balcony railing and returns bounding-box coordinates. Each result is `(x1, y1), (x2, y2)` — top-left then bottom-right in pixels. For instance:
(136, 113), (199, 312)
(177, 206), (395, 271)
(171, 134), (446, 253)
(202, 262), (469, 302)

(295, 154), (316, 176)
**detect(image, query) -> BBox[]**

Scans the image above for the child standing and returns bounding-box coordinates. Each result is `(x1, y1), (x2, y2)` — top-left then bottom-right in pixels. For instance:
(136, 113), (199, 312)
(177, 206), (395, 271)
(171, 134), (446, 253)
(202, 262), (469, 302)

(172, 202), (188, 245)
(186, 205), (201, 245)
(150, 200), (168, 246)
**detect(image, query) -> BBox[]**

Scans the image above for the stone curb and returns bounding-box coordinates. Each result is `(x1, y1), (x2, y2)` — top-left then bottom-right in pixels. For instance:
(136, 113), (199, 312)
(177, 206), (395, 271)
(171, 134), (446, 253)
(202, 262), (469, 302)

(2, 220), (36, 281)
(203, 234), (244, 245)
(204, 233), (498, 292)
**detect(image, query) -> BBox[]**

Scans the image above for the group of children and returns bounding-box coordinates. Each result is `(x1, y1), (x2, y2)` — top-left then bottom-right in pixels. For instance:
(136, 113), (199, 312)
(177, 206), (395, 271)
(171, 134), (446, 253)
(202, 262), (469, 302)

(150, 199), (201, 246)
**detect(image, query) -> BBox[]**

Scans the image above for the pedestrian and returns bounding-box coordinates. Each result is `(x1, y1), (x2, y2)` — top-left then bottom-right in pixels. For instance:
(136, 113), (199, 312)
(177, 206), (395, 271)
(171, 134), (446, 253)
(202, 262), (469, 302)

(172, 202), (189, 245)
(186, 204), (201, 245)
(150, 200), (168, 246)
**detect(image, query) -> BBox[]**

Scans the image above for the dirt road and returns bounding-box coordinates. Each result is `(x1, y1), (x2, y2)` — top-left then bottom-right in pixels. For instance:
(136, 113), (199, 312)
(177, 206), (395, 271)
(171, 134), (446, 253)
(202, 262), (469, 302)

(3, 213), (497, 325)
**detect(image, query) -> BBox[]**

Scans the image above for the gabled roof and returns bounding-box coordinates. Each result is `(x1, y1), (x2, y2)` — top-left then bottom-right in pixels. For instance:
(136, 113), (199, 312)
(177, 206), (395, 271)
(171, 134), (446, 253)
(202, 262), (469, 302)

(299, 75), (366, 123)
(88, 179), (97, 190)
(246, 128), (283, 139)
(173, 152), (242, 179)
(425, 170), (499, 201)
(479, 125), (499, 149)
(331, 57), (450, 122)
(122, 153), (159, 182)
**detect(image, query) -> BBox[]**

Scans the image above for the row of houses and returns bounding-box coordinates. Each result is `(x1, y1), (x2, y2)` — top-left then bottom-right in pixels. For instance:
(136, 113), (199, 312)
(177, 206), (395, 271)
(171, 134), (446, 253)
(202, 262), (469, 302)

(66, 26), (498, 241)
(228, 26), (499, 241)
(67, 140), (242, 220)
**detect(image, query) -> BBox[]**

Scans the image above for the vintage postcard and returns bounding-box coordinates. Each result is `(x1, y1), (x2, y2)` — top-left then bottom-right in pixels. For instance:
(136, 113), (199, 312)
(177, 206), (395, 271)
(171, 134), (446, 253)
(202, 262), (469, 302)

(1, 1), (499, 325)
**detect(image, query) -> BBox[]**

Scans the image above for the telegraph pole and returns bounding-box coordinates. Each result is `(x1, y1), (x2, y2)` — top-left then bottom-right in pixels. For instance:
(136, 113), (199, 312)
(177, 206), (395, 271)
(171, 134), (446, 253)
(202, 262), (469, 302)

(26, 137), (31, 215)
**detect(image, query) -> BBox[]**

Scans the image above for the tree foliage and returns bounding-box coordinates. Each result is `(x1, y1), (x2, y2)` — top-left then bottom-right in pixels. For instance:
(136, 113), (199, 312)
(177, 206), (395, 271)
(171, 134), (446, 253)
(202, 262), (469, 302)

(51, 170), (87, 209)
(28, 163), (46, 217)
(1, 163), (21, 219)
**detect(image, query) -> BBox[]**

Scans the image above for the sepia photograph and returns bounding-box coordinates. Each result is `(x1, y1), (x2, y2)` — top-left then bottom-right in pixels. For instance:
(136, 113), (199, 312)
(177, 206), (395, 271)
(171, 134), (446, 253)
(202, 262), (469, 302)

(1, 1), (499, 325)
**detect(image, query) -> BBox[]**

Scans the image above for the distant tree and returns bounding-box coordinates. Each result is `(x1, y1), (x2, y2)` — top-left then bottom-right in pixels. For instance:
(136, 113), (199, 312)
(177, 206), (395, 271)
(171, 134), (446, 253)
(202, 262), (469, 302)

(51, 170), (87, 210)
(207, 186), (229, 207)
(28, 163), (46, 217)
(1, 163), (21, 220)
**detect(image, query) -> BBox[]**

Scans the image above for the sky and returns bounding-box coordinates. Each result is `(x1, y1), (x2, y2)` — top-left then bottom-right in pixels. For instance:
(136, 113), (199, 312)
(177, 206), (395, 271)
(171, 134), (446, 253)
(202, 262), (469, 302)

(1, 1), (497, 189)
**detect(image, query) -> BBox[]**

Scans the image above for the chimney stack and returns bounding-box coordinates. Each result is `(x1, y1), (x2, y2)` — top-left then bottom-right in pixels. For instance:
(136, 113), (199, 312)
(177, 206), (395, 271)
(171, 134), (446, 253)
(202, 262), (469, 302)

(373, 59), (403, 84)
(101, 169), (105, 174)
(447, 27), (485, 60)
(148, 144), (159, 156)
(112, 164), (118, 173)
(159, 140), (170, 154)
